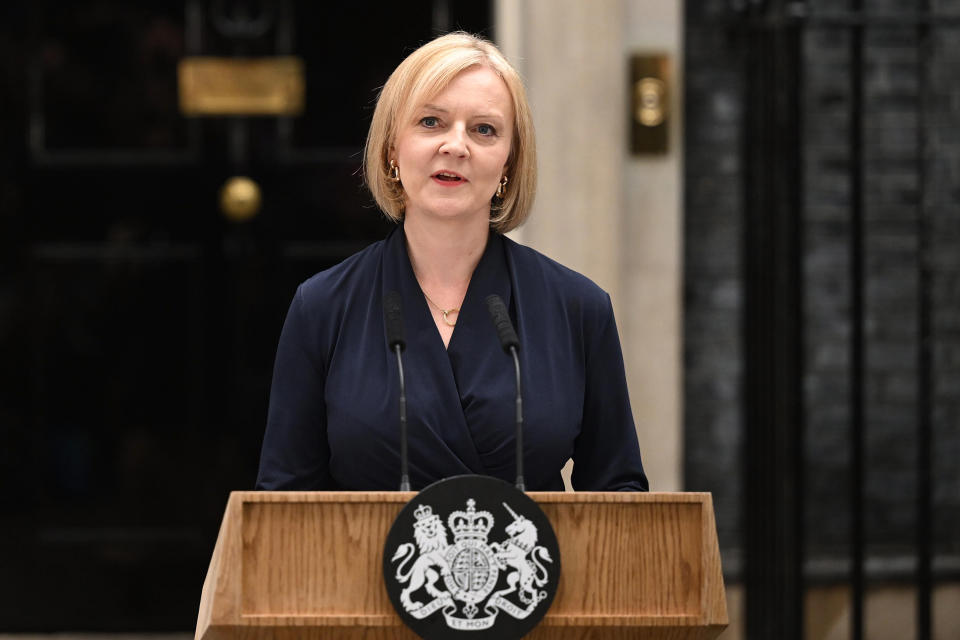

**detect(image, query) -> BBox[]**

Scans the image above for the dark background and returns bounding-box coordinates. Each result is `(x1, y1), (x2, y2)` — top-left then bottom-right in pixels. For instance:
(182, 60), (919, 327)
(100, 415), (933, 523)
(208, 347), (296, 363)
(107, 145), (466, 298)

(0, 0), (491, 631)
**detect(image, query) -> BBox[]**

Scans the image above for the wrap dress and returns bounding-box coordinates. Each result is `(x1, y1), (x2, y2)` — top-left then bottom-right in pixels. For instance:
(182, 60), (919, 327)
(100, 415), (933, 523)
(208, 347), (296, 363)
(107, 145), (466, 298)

(255, 225), (648, 491)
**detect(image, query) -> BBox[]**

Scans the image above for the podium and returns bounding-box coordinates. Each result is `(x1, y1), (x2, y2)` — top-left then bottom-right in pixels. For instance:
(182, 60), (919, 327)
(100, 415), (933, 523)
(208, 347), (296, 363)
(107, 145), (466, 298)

(196, 491), (727, 639)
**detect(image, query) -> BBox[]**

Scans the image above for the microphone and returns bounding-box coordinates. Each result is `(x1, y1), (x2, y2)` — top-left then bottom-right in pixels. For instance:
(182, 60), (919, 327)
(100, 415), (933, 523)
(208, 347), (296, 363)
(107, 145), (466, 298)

(484, 294), (525, 491)
(383, 291), (411, 492)
(485, 294), (519, 352)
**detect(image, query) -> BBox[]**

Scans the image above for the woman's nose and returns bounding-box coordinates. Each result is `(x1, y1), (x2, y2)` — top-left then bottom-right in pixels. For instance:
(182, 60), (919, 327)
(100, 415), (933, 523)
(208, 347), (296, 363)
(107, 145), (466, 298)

(438, 125), (469, 157)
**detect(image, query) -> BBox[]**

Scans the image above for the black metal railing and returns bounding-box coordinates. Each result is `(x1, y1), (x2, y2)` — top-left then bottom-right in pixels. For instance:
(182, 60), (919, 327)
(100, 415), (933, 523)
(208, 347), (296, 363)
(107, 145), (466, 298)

(740, 3), (805, 637)
(694, 1), (960, 638)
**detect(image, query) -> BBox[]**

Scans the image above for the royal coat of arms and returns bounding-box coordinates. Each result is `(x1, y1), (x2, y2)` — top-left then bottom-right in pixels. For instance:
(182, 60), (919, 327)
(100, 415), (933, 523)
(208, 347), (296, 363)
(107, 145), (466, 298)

(389, 497), (554, 630)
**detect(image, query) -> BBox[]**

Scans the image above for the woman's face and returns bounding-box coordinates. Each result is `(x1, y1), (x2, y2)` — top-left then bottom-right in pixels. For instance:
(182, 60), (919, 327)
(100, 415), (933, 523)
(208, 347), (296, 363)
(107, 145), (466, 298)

(392, 66), (514, 226)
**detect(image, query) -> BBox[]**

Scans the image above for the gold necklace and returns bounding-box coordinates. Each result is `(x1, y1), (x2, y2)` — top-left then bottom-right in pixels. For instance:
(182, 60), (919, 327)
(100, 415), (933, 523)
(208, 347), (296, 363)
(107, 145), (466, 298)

(409, 257), (464, 327)
(421, 290), (460, 327)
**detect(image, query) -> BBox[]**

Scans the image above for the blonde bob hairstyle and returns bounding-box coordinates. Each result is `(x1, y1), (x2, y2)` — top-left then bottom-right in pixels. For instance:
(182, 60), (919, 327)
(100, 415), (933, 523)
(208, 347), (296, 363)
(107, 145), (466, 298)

(364, 32), (536, 234)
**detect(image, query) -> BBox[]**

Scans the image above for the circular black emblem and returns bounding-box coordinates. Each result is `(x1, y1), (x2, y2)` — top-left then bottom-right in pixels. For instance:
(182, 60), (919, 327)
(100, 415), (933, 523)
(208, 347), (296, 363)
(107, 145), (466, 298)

(383, 475), (561, 640)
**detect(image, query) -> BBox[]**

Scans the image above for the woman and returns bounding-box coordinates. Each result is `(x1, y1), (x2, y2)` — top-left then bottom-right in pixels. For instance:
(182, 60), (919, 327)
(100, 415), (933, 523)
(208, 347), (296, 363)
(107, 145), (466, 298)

(256, 32), (647, 492)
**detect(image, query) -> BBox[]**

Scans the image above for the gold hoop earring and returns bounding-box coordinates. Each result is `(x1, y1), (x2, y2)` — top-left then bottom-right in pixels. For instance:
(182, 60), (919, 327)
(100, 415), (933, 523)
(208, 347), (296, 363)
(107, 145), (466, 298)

(496, 175), (508, 198)
(389, 159), (401, 183)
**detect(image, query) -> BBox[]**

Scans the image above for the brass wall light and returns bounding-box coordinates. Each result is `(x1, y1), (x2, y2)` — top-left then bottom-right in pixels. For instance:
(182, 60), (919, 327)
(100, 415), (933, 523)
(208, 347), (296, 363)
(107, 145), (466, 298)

(630, 54), (670, 155)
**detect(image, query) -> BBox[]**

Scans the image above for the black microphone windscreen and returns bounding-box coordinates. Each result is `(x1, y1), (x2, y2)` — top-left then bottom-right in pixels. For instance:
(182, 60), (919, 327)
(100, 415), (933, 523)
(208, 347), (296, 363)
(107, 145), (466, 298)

(484, 294), (520, 353)
(383, 291), (406, 351)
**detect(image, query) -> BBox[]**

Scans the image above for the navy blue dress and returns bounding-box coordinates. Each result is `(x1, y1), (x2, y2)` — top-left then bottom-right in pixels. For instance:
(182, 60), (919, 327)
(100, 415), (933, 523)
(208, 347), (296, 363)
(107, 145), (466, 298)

(255, 226), (648, 491)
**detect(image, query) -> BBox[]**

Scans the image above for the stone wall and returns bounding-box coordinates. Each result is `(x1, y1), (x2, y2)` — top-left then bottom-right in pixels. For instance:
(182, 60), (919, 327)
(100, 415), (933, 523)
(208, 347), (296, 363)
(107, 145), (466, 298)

(498, 0), (685, 492)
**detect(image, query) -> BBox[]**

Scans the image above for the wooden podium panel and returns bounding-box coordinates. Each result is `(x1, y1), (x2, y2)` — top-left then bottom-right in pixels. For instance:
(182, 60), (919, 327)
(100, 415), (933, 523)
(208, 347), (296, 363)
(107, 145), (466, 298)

(196, 492), (727, 640)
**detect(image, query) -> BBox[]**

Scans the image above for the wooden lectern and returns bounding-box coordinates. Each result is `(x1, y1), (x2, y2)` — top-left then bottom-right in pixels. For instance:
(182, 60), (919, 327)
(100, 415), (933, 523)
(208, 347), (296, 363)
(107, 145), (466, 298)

(196, 491), (727, 640)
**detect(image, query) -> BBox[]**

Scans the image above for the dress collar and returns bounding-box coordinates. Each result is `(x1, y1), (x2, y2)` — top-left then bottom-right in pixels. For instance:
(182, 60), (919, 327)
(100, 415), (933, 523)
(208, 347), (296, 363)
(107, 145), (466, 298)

(381, 224), (512, 353)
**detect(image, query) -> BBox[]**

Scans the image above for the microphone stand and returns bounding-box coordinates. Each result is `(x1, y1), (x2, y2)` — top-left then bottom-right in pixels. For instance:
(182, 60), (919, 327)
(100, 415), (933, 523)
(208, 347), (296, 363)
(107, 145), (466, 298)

(395, 344), (410, 492)
(384, 291), (411, 492)
(509, 344), (525, 491)
(485, 294), (525, 492)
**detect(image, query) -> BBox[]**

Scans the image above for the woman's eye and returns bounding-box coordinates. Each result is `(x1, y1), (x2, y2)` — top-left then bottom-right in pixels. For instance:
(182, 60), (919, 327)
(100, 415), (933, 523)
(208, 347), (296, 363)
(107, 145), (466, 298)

(476, 124), (496, 136)
(420, 116), (439, 128)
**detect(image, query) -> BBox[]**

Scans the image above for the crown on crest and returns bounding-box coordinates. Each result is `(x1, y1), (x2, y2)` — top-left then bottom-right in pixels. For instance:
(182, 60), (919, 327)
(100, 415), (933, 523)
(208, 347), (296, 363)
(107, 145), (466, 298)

(413, 503), (441, 529)
(448, 499), (494, 543)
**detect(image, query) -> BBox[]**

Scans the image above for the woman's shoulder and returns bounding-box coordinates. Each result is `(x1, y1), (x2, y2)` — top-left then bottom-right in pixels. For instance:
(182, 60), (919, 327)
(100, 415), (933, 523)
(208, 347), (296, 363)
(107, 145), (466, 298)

(502, 235), (612, 313)
(295, 238), (386, 313)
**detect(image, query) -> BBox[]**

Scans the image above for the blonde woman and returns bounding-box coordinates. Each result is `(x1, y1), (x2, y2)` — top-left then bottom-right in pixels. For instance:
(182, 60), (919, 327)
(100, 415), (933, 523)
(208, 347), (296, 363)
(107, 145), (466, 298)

(256, 32), (647, 492)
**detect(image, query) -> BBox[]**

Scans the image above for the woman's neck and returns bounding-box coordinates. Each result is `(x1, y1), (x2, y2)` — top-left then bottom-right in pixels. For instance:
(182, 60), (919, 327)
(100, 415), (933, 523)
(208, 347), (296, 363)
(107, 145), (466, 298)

(404, 214), (489, 288)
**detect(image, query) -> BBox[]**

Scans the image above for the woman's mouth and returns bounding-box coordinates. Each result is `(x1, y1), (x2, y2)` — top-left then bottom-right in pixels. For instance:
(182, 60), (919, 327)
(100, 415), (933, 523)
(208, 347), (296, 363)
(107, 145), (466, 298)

(432, 171), (466, 184)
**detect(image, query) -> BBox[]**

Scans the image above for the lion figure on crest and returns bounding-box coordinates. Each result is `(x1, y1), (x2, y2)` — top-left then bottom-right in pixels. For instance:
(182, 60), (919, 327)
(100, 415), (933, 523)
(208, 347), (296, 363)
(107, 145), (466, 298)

(391, 504), (451, 611)
(491, 503), (552, 606)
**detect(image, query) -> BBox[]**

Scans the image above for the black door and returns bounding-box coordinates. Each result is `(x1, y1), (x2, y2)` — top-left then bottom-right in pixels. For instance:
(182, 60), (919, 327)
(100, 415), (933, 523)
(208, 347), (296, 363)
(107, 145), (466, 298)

(0, 0), (492, 631)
